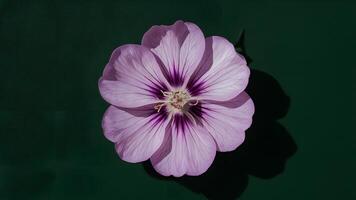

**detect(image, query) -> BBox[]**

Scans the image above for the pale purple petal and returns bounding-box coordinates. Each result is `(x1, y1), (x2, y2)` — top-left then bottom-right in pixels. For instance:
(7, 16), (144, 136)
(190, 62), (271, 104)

(141, 20), (205, 87)
(202, 92), (255, 152)
(99, 44), (170, 108)
(150, 115), (216, 177)
(188, 36), (250, 101)
(102, 105), (169, 163)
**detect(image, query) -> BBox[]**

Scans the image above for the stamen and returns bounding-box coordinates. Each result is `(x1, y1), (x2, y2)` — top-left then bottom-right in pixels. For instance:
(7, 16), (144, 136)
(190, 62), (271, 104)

(155, 89), (199, 113)
(189, 99), (199, 106)
(161, 90), (172, 97)
(154, 103), (165, 112)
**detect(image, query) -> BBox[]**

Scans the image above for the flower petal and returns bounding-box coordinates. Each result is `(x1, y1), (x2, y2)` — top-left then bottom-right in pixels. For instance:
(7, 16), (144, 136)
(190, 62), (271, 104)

(142, 20), (205, 87)
(150, 115), (216, 177)
(99, 44), (170, 108)
(202, 92), (255, 152)
(188, 36), (250, 101)
(102, 105), (170, 163)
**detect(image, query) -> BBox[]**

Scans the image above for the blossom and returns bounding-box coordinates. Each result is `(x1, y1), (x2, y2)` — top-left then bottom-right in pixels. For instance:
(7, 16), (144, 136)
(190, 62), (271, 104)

(98, 20), (254, 177)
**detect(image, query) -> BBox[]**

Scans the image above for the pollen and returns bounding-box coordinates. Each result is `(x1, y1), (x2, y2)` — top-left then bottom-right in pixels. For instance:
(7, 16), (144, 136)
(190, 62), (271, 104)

(154, 89), (198, 113)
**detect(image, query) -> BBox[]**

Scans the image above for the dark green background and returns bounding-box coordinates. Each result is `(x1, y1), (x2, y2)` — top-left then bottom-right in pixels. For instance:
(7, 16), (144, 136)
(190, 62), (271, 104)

(0, 0), (354, 199)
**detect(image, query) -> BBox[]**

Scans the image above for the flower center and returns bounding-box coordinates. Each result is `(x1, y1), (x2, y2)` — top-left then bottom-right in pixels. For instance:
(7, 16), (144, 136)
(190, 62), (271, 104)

(154, 89), (198, 113)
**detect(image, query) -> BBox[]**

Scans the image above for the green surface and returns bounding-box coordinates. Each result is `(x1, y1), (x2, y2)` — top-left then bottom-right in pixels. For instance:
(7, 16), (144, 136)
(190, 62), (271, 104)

(0, 0), (354, 199)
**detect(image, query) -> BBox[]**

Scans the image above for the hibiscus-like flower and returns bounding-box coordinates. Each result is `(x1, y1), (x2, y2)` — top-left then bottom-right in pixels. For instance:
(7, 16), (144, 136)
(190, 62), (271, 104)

(99, 20), (254, 177)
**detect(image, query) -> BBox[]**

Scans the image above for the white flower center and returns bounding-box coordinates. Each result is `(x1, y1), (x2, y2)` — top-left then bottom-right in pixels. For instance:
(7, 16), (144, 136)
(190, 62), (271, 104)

(154, 89), (198, 114)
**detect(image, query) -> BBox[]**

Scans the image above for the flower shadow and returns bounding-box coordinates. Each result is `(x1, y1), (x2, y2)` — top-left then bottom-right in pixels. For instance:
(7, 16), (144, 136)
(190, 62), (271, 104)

(143, 68), (297, 200)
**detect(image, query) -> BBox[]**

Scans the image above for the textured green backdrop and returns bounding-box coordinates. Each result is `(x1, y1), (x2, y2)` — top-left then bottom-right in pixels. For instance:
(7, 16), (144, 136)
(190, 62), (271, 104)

(0, 0), (354, 199)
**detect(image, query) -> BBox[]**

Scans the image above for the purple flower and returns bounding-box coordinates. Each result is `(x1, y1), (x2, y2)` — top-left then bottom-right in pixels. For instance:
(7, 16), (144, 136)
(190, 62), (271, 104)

(99, 20), (254, 177)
